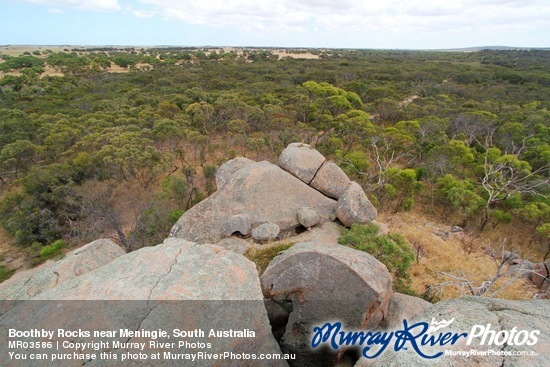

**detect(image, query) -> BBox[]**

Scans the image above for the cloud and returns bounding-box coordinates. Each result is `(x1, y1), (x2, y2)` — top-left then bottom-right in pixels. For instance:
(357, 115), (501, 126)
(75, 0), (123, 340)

(127, 0), (550, 36)
(14, 0), (550, 47)
(16, 0), (550, 35)
(20, 0), (121, 12)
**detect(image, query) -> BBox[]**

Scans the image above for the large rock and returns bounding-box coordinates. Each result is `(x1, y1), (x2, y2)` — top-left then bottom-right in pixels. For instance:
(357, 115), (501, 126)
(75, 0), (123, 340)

(215, 157), (255, 190)
(356, 297), (550, 367)
(336, 182), (377, 227)
(297, 207), (321, 229)
(310, 161), (351, 199)
(378, 293), (432, 329)
(278, 143), (326, 184)
(0, 238), (287, 367)
(530, 261), (549, 290)
(252, 222), (281, 241)
(221, 213), (251, 237)
(0, 239), (124, 313)
(170, 161), (337, 244)
(261, 242), (393, 367)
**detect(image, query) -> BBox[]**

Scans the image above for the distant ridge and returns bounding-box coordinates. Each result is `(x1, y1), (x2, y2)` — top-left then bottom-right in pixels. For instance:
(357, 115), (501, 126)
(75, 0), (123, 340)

(1, 44), (550, 52)
(436, 45), (550, 51)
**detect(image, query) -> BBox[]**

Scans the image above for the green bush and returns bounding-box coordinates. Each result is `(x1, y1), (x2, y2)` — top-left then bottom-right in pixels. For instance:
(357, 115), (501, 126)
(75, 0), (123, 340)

(338, 223), (415, 294)
(0, 265), (15, 283)
(39, 240), (66, 261)
(490, 209), (513, 226)
(168, 209), (185, 223)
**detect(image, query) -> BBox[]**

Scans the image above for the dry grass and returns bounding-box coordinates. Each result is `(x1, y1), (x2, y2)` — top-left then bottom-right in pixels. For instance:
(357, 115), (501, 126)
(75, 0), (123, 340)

(378, 209), (539, 300)
(244, 243), (294, 276)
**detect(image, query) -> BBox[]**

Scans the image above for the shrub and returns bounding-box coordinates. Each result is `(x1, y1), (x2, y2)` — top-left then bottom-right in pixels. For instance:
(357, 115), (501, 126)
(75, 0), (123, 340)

(168, 209), (185, 223)
(39, 240), (66, 261)
(0, 265), (14, 283)
(338, 223), (415, 293)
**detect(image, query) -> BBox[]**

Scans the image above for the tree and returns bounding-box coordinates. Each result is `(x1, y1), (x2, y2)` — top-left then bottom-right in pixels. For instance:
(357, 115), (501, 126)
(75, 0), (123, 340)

(333, 110), (374, 155)
(450, 111), (499, 147)
(185, 102), (216, 134)
(302, 81), (362, 128)
(0, 55), (44, 72)
(0, 109), (37, 148)
(436, 174), (484, 225)
(77, 181), (175, 251)
(369, 123), (417, 190)
(384, 168), (423, 212)
(0, 164), (81, 245)
(156, 101), (180, 119)
(478, 149), (548, 230)
(152, 118), (185, 150)
(0, 140), (38, 178)
(423, 140), (476, 179)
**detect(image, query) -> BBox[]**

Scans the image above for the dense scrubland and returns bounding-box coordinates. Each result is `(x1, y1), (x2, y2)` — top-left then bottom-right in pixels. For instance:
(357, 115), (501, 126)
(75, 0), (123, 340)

(0, 46), (548, 298)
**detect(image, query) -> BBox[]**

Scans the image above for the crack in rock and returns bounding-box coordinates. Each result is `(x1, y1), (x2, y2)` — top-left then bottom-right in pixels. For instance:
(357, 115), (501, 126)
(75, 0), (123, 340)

(307, 160), (326, 185)
(53, 271), (60, 286)
(120, 245), (186, 348)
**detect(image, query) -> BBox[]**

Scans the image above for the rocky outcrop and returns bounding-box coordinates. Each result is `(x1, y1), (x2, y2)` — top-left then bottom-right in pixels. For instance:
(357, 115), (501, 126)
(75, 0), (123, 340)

(336, 182), (378, 227)
(171, 143), (377, 245)
(356, 297), (550, 367)
(170, 161), (337, 244)
(0, 238), (286, 366)
(261, 242), (393, 367)
(0, 239), (124, 313)
(3, 142), (548, 367)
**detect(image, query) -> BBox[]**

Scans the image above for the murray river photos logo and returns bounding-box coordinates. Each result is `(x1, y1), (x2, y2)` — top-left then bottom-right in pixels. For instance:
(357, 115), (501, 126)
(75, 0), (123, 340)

(311, 317), (540, 359)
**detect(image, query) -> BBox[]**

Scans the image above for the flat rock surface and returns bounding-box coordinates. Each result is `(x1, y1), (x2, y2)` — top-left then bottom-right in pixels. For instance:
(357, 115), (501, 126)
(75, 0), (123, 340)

(0, 238), (286, 367)
(379, 292), (432, 329)
(215, 157), (255, 190)
(0, 239), (124, 313)
(214, 237), (252, 255)
(356, 297), (550, 367)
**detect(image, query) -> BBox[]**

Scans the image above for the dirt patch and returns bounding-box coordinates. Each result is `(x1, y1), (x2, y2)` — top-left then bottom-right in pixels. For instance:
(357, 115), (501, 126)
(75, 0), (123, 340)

(273, 50), (320, 59)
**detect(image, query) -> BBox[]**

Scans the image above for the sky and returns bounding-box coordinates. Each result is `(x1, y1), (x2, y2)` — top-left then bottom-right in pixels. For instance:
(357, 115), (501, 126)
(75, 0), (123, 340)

(1, 0), (549, 49)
